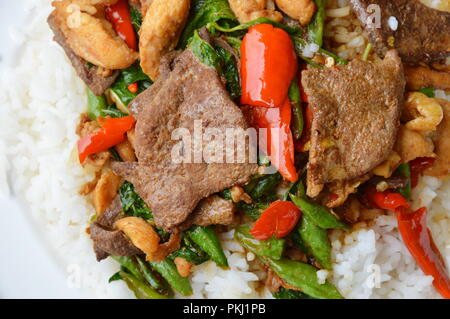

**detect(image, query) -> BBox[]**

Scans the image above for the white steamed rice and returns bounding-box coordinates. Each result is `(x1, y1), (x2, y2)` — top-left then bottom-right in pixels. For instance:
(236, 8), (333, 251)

(1, 0), (450, 299)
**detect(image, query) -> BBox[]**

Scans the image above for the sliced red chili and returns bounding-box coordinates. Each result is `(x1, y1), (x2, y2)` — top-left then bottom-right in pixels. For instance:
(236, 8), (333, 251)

(105, 0), (138, 51)
(128, 82), (138, 93)
(78, 115), (136, 163)
(364, 186), (410, 213)
(250, 200), (302, 240)
(246, 100), (298, 182)
(397, 207), (450, 299)
(410, 157), (435, 188)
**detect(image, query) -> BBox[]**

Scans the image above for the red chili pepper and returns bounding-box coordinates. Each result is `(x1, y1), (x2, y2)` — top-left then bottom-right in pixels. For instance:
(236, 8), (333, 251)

(246, 100), (298, 182)
(128, 82), (138, 93)
(397, 207), (450, 299)
(364, 186), (410, 213)
(77, 116), (136, 163)
(105, 0), (137, 51)
(410, 157), (435, 188)
(250, 200), (302, 240)
(240, 24), (298, 108)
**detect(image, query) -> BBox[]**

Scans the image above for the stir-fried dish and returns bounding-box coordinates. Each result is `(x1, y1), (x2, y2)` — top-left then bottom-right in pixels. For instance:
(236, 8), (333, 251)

(48, 0), (450, 299)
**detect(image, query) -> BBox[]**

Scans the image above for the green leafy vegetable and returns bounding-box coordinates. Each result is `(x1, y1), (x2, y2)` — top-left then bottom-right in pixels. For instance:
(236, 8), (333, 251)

(119, 182), (153, 220)
(109, 62), (152, 111)
(170, 234), (210, 265)
(215, 45), (241, 99)
(108, 271), (123, 283)
(86, 88), (108, 120)
(237, 202), (268, 220)
(244, 173), (282, 201)
(206, 17), (300, 36)
(188, 30), (222, 70)
(130, 5), (143, 33)
(419, 87), (435, 98)
(179, 0), (238, 48)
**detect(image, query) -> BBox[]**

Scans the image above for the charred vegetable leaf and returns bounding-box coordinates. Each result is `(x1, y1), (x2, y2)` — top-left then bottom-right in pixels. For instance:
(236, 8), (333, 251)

(119, 182), (153, 220)
(273, 287), (314, 299)
(235, 226), (285, 260)
(244, 173), (282, 201)
(179, 0), (238, 48)
(307, 0), (326, 46)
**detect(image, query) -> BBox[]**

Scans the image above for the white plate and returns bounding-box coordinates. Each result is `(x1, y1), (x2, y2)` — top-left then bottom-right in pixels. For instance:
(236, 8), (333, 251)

(0, 0), (84, 299)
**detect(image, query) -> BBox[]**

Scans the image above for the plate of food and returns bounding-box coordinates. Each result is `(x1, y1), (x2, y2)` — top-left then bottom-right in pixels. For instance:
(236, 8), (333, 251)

(1, 0), (450, 299)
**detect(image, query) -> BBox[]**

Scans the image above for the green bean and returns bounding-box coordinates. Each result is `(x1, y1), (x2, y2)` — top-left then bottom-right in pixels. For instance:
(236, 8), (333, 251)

(289, 194), (349, 230)
(86, 87), (107, 120)
(136, 256), (171, 294)
(273, 287), (314, 299)
(235, 226), (285, 260)
(235, 228), (342, 299)
(265, 258), (343, 299)
(149, 259), (193, 296)
(307, 0), (326, 46)
(289, 77), (304, 140)
(119, 272), (169, 299)
(396, 163), (412, 200)
(298, 215), (332, 270)
(187, 226), (228, 267)
(111, 256), (145, 282)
